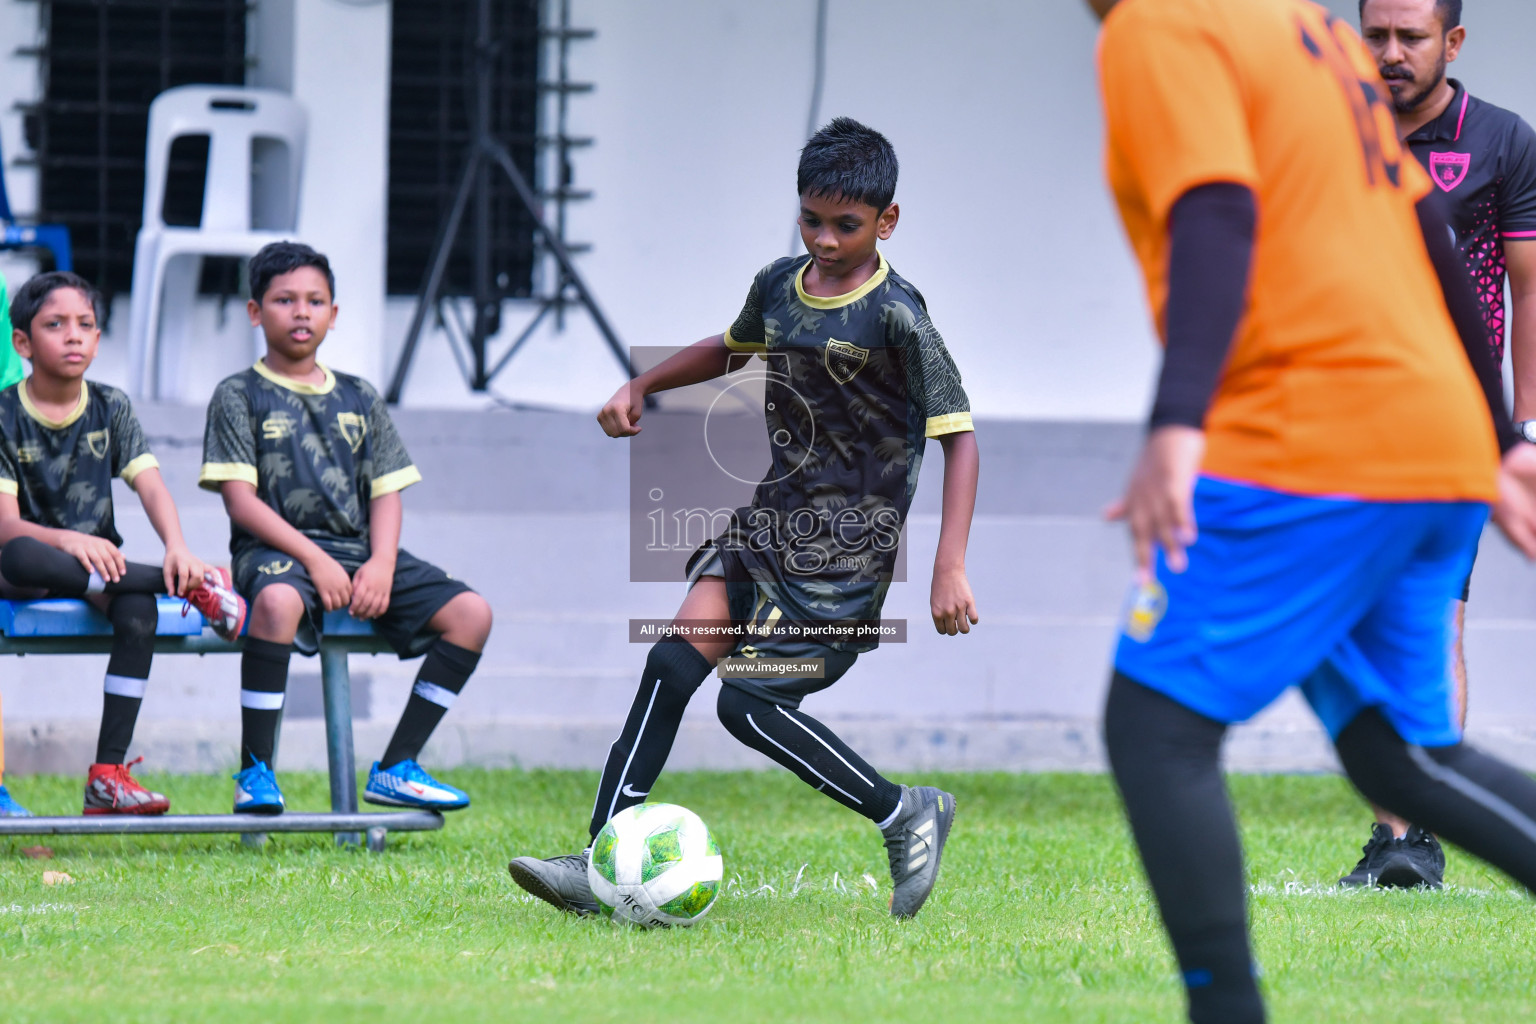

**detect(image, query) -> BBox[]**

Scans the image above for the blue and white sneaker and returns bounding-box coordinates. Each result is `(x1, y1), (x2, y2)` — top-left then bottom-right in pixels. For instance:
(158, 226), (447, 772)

(233, 761), (285, 815)
(364, 759), (469, 811)
(0, 785), (31, 817)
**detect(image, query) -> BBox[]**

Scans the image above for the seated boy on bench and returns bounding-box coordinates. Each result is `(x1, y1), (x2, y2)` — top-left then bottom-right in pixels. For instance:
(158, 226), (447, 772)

(0, 271), (246, 815)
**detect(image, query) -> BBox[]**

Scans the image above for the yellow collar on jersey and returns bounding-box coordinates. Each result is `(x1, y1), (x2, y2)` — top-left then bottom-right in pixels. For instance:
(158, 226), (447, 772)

(19, 378), (89, 430)
(794, 251), (890, 310)
(254, 359), (336, 395)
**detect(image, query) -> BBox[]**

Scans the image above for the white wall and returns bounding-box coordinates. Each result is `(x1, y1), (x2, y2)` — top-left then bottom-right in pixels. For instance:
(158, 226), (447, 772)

(2, 1), (1535, 418)
(385, 0), (1536, 419)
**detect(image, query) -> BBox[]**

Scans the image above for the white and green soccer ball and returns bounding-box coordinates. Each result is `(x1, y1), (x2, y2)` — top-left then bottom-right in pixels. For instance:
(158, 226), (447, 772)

(587, 802), (723, 927)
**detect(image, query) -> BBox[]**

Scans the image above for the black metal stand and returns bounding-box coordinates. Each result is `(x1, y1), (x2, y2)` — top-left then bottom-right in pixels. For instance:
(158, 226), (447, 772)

(386, 0), (637, 403)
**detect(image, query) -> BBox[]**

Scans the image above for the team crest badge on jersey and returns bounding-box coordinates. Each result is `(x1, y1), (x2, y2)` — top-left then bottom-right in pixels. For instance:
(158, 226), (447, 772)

(824, 339), (868, 384)
(336, 412), (367, 453)
(1430, 151), (1471, 192)
(84, 429), (109, 460)
(257, 559), (294, 575)
(1123, 580), (1168, 642)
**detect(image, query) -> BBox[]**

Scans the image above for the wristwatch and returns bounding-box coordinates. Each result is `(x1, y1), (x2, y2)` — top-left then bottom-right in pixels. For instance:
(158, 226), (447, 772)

(1520, 420), (1536, 444)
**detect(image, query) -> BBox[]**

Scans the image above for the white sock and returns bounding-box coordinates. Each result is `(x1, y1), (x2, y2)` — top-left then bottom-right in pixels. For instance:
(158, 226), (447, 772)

(875, 799), (903, 831)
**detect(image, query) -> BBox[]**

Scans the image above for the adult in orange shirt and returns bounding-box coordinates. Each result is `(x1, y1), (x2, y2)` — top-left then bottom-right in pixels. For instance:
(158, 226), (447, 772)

(1086, 0), (1536, 1020)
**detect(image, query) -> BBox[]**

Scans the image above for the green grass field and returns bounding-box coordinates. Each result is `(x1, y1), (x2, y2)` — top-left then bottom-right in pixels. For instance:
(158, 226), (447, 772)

(1, 769), (1532, 1023)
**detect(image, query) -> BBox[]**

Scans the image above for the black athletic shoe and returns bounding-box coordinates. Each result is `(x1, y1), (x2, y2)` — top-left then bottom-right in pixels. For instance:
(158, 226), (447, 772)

(508, 850), (600, 916)
(1375, 826), (1445, 890)
(1338, 823), (1397, 887)
(882, 785), (956, 919)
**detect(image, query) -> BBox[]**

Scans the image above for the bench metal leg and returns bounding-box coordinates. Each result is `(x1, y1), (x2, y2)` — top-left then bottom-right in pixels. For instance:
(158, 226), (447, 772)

(321, 644), (361, 847)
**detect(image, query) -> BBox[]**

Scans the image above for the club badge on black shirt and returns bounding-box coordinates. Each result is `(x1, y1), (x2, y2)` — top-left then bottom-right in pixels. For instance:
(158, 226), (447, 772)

(0, 381), (158, 545)
(1405, 80), (1536, 364)
(200, 361), (420, 577)
(712, 252), (973, 650)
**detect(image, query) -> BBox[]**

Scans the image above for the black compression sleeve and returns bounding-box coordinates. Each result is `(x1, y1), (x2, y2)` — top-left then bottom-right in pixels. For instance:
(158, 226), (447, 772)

(1148, 183), (1258, 431)
(1417, 196), (1520, 453)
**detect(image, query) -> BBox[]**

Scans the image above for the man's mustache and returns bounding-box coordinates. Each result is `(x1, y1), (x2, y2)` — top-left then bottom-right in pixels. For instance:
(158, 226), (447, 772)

(1380, 65), (1415, 82)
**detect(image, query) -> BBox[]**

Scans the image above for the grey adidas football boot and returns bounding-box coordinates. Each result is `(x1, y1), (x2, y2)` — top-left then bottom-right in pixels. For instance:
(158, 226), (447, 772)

(508, 850), (600, 916)
(882, 785), (957, 919)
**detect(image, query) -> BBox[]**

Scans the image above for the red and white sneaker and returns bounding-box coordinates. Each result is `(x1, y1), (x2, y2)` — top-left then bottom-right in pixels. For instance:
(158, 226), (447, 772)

(83, 758), (170, 815)
(185, 566), (247, 642)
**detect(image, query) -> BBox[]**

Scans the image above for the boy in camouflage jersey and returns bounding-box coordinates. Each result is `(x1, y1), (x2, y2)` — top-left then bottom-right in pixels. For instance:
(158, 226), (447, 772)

(201, 242), (492, 815)
(0, 272), (245, 816)
(511, 118), (980, 920)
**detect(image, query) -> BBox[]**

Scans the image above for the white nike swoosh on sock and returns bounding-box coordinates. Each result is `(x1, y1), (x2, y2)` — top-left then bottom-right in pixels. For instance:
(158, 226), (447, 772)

(620, 784), (649, 799)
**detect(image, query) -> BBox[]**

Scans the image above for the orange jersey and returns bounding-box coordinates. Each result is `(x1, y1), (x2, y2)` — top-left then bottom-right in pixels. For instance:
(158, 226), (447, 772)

(1100, 0), (1499, 502)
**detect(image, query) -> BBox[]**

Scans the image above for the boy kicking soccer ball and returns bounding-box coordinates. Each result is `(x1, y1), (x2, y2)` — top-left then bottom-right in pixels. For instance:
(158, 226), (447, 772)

(510, 117), (980, 920)
(0, 271), (245, 816)
(200, 242), (492, 815)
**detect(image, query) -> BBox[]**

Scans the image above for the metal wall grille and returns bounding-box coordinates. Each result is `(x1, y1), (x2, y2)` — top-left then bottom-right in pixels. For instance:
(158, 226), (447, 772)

(26, 0), (249, 297)
(387, 0), (541, 297)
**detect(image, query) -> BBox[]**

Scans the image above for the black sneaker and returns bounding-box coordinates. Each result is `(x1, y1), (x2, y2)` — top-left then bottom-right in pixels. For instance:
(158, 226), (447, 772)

(508, 850), (600, 916)
(1338, 823), (1397, 887)
(882, 785), (957, 919)
(1375, 826), (1445, 889)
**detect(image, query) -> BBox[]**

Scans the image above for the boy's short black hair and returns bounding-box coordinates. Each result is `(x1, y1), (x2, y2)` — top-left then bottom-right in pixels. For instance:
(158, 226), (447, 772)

(1359, 0), (1461, 32)
(9, 271), (103, 337)
(797, 117), (899, 212)
(248, 240), (336, 302)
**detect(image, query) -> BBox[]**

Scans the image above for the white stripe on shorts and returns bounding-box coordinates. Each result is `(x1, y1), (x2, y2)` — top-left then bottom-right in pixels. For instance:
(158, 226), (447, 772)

(240, 689), (285, 711)
(413, 680), (458, 709)
(103, 674), (148, 699)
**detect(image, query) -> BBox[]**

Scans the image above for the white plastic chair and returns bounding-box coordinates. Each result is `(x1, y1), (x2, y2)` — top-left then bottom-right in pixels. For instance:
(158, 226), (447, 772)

(126, 86), (308, 399)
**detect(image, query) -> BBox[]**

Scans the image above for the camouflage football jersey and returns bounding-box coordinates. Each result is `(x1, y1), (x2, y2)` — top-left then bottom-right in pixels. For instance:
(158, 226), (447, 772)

(713, 252), (972, 650)
(200, 361), (421, 576)
(0, 380), (158, 546)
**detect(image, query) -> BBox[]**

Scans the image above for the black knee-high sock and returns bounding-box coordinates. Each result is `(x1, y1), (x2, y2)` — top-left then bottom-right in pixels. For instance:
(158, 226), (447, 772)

(241, 638), (292, 770)
(716, 685), (903, 825)
(588, 636), (711, 841)
(95, 593), (157, 765)
(1104, 672), (1265, 1024)
(1, 536), (166, 595)
(380, 640), (481, 769)
(1336, 708), (1536, 890)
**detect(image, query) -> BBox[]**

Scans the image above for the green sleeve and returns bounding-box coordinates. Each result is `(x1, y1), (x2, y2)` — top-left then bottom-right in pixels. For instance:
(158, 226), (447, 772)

(0, 277), (24, 391)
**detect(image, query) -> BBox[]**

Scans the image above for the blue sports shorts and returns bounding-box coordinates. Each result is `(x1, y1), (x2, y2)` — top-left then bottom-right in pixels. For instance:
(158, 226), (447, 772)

(1114, 476), (1487, 747)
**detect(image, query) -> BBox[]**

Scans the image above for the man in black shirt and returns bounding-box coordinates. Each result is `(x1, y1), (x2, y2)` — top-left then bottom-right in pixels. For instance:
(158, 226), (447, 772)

(1340, 0), (1536, 889)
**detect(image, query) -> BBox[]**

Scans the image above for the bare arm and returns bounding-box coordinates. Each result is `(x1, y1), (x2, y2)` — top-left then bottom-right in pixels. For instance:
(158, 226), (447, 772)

(0, 494), (74, 547)
(0, 493), (127, 581)
(220, 480), (352, 610)
(597, 335), (739, 437)
(130, 467), (204, 595)
(1506, 240), (1536, 421)
(367, 491), (402, 564)
(930, 430), (980, 635)
(349, 491), (401, 620)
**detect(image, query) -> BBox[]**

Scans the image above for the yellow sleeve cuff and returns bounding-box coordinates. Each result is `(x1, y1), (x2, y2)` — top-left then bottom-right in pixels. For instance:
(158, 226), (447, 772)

(925, 412), (975, 438)
(370, 466), (422, 498)
(0, 478), (16, 497)
(119, 453), (160, 485)
(723, 327), (767, 353)
(198, 462), (259, 491)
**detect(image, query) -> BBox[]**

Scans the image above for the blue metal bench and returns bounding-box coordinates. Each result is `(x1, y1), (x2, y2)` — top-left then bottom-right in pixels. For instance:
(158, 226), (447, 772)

(0, 598), (443, 850)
